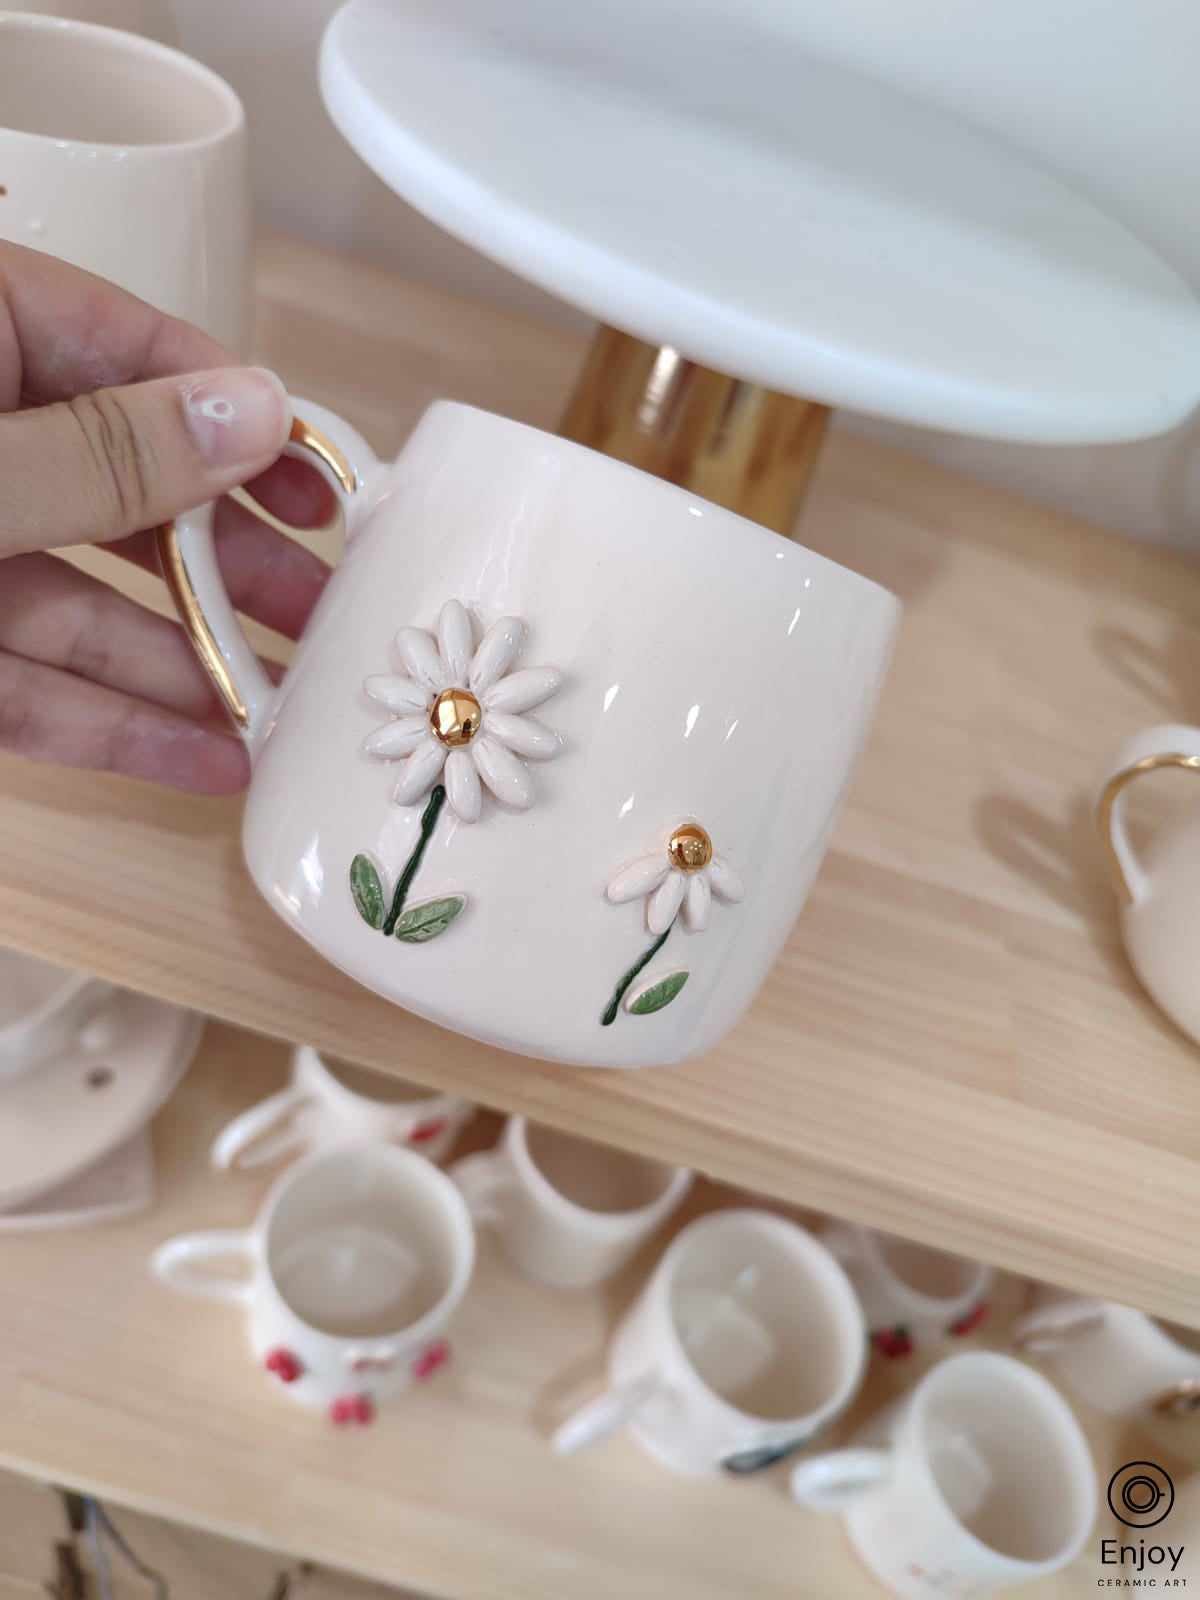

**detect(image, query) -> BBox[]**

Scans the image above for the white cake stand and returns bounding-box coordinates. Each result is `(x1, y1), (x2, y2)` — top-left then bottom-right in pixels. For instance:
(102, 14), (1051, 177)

(321, 0), (1200, 531)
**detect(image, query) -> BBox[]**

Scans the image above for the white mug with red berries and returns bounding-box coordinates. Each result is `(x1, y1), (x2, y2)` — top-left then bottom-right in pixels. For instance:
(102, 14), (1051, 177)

(820, 1221), (992, 1359)
(210, 1044), (472, 1171)
(790, 1352), (1097, 1599)
(151, 1144), (472, 1424)
(161, 398), (899, 1068)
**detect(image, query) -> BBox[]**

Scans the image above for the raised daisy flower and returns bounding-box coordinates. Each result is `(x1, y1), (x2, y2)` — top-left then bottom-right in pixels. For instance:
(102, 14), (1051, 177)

(606, 823), (745, 934)
(362, 599), (562, 824)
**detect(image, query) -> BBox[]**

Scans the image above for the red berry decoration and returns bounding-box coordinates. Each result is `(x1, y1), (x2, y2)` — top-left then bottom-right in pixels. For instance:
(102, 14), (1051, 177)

(412, 1339), (451, 1381)
(872, 1325), (914, 1360)
(352, 1394), (374, 1425)
(264, 1347), (304, 1383)
(329, 1393), (374, 1426)
(949, 1301), (990, 1338)
(410, 1118), (447, 1145)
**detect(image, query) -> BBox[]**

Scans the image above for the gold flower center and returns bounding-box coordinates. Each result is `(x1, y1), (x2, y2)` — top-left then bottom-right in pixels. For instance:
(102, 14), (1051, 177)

(667, 823), (712, 873)
(429, 687), (482, 748)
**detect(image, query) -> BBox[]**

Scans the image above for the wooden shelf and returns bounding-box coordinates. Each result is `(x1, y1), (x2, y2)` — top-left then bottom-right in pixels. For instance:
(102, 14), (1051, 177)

(2, 230), (1200, 1320)
(2, 1023), (1196, 1598)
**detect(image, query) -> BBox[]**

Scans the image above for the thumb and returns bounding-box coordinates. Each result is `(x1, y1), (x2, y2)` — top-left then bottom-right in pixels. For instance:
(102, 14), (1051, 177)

(0, 366), (291, 557)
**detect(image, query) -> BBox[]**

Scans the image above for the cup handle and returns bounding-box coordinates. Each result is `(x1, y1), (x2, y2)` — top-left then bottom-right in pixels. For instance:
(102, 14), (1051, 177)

(151, 1230), (256, 1303)
(789, 1448), (893, 1511)
(157, 400), (380, 750)
(210, 1084), (312, 1172)
(551, 1371), (665, 1456)
(1096, 724), (1200, 905)
(819, 1222), (862, 1264)
(1011, 1296), (1107, 1355)
(448, 1151), (515, 1225)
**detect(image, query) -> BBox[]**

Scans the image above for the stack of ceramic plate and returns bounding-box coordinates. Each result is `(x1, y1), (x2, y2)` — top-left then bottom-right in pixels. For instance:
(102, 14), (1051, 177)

(0, 949), (203, 1229)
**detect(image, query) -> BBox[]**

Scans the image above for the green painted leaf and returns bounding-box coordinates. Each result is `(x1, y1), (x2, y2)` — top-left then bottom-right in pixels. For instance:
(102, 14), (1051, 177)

(627, 970), (689, 1015)
(350, 855), (386, 929)
(394, 895), (466, 944)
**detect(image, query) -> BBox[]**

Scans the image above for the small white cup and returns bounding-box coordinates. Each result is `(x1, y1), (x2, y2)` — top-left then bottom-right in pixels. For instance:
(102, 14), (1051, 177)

(152, 1144), (474, 1424)
(821, 1221), (992, 1357)
(0, 949), (116, 1084)
(1014, 1289), (1200, 1418)
(210, 1044), (472, 1171)
(450, 1116), (690, 1289)
(553, 1210), (866, 1476)
(791, 1352), (1097, 1599)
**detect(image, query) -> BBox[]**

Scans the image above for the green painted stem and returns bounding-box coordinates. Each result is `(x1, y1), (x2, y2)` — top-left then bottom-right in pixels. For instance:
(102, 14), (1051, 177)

(600, 922), (673, 1026)
(382, 785), (446, 936)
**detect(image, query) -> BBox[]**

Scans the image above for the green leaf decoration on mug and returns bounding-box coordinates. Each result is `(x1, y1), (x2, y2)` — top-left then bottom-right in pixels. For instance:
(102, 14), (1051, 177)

(394, 896), (466, 944)
(349, 855), (386, 930)
(626, 971), (689, 1015)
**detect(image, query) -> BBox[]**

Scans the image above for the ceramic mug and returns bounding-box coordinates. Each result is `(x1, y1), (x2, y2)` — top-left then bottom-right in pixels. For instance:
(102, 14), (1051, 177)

(790, 1352), (1097, 1599)
(450, 1116), (690, 1288)
(552, 1209), (866, 1475)
(0, 13), (252, 348)
(151, 1144), (474, 1423)
(1096, 723), (1200, 1044)
(210, 1044), (472, 1171)
(0, 948), (116, 1084)
(1014, 1289), (1200, 1418)
(821, 1221), (992, 1358)
(161, 399), (899, 1068)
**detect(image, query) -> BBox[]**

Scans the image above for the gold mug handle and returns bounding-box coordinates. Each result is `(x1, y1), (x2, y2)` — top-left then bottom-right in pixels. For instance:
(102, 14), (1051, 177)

(157, 401), (377, 748)
(1095, 723), (1200, 906)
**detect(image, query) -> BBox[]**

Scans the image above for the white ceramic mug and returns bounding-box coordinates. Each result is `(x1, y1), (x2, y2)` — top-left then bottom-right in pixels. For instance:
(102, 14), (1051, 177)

(552, 1209), (866, 1475)
(0, 948), (116, 1084)
(161, 399), (899, 1068)
(152, 1144), (474, 1423)
(1096, 723), (1200, 1044)
(791, 1352), (1097, 1599)
(450, 1116), (690, 1288)
(211, 1044), (471, 1171)
(821, 1221), (992, 1358)
(0, 13), (252, 348)
(1014, 1289), (1200, 1418)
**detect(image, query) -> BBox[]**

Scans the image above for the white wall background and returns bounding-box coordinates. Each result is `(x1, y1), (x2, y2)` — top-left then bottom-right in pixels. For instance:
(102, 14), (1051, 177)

(15, 0), (1200, 551)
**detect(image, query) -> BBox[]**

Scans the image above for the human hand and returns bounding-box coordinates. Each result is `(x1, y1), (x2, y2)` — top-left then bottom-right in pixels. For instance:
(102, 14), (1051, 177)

(0, 241), (336, 793)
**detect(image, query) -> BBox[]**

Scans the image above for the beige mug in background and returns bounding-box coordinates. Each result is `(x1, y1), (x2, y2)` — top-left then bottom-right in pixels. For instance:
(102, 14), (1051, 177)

(1096, 723), (1200, 1045)
(0, 12), (252, 348)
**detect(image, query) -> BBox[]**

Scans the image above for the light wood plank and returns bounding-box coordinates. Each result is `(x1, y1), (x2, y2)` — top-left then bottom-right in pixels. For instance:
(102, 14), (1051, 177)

(3, 231), (1200, 1318)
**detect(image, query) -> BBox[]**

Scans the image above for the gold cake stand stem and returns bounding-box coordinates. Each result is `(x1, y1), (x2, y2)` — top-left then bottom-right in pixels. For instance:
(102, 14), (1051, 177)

(558, 326), (830, 536)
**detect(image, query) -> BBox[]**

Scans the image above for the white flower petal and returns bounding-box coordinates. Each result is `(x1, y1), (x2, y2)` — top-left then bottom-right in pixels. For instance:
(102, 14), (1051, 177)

(395, 627), (448, 695)
(392, 737), (447, 805)
(362, 715), (427, 759)
(483, 666), (562, 714)
(647, 871), (686, 935)
(364, 675), (429, 714)
(469, 617), (525, 693)
(437, 600), (474, 685)
(484, 711), (560, 760)
(471, 735), (534, 810)
(683, 873), (711, 931)
(444, 748), (482, 823)
(606, 854), (670, 904)
(708, 855), (745, 903)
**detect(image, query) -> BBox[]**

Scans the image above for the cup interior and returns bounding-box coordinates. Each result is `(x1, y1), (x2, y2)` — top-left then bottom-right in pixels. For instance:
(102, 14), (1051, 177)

(877, 1234), (982, 1301)
(524, 1123), (676, 1214)
(0, 950), (82, 1033)
(667, 1215), (859, 1421)
(919, 1359), (1093, 1562)
(265, 1150), (465, 1338)
(0, 20), (239, 146)
(320, 1052), (444, 1108)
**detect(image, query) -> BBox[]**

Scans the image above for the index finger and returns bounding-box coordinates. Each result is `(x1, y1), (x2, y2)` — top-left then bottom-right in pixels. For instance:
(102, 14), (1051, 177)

(0, 240), (230, 410)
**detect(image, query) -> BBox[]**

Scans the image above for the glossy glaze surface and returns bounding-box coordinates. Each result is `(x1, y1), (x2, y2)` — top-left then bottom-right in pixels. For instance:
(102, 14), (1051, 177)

(231, 401), (898, 1068)
(321, 0), (1200, 443)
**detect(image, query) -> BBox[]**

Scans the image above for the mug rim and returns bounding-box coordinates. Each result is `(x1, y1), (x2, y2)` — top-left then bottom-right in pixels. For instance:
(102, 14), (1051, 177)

(0, 12), (245, 153)
(296, 1043), (462, 1123)
(849, 1223), (990, 1315)
(507, 1114), (690, 1232)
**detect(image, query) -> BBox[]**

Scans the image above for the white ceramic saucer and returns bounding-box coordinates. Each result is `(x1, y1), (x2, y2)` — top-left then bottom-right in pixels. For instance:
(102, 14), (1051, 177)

(321, 0), (1200, 444)
(0, 1126), (155, 1231)
(0, 995), (203, 1211)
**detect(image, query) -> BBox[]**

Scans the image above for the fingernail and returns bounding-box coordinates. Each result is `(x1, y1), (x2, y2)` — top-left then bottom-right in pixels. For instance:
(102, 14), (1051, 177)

(182, 367), (291, 469)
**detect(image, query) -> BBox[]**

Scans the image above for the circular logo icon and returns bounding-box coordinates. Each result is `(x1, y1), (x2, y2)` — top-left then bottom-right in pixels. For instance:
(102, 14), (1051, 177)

(1108, 1462), (1175, 1528)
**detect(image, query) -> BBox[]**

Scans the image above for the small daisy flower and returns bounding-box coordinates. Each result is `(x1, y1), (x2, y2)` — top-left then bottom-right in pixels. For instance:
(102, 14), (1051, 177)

(606, 823), (745, 934)
(362, 600), (562, 824)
